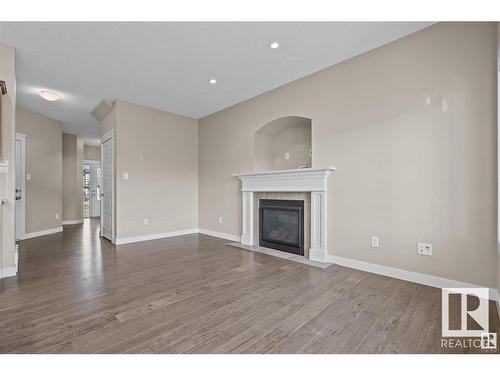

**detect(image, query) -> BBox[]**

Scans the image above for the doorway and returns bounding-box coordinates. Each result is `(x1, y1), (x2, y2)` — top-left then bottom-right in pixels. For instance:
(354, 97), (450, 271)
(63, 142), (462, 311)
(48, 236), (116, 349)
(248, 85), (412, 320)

(15, 133), (26, 240)
(83, 160), (101, 218)
(101, 130), (113, 241)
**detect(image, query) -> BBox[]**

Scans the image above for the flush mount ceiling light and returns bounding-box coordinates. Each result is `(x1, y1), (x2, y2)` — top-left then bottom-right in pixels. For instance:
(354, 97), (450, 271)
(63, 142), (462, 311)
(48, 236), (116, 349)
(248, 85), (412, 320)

(269, 41), (280, 49)
(39, 90), (61, 102)
(208, 78), (217, 85)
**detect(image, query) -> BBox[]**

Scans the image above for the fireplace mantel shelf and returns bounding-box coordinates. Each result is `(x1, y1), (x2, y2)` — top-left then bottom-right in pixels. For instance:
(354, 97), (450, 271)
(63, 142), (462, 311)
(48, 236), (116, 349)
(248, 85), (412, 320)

(234, 167), (336, 192)
(235, 167), (335, 263)
(234, 167), (336, 178)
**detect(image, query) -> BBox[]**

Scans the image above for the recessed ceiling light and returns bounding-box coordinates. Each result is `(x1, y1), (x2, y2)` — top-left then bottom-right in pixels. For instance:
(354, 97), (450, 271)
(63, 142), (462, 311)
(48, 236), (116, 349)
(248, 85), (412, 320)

(269, 42), (280, 49)
(39, 90), (61, 102)
(208, 78), (217, 85)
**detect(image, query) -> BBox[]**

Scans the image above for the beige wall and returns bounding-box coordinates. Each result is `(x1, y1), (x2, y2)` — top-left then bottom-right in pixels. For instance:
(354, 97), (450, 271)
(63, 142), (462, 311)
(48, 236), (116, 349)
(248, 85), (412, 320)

(0, 43), (16, 277)
(115, 100), (198, 238)
(101, 100), (198, 240)
(498, 256), (500, 300)
(255, 117), (311, 171)
(84, 145), (100, 161)
(271, 122), (311, 170)
(199, 22), (498, 288)
(16, 107), (62, 233)
(277, 123), (311, 170)
(62, 133), (83, 222)
(497, 22), (500, 297)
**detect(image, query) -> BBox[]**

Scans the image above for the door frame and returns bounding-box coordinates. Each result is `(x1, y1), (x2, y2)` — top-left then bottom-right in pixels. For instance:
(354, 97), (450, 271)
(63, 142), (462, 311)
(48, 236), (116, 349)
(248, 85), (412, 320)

(15, 132), (26, 240)
(100, 130), (114, 241)
(83, 159), (101, 218)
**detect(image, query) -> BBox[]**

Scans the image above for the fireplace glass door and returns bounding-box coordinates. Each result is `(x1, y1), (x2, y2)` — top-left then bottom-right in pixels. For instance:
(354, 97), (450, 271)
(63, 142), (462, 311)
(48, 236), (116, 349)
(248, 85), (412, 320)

(259, 199), (304, 255)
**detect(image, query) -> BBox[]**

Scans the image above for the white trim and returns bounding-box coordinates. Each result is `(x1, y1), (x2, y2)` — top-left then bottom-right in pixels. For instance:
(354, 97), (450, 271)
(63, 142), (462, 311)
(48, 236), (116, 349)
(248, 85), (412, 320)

(83, 160), (101, 218)
(15, 133), (26, 241)
(114, 228), (198, 245)
(15, 133), (27, 140)
(62, 219), (83, 225)
(1, 266), (17, 278)
(234, 167), (335, 192)
(22, 226), (63, 239)
(101, 129), (114, 143)
(309, 191), (327, 262)
(15, 244), (18, 272)
(240, 191), (253, 245)
(328, 254), (499, 302)
(113, 228), (240, 245)
(234, 167), (336, 178)
(198, 228), (240, 242)
(2, 245), (21, 278)
(235, 168), (335, 262)
(101, 129), (114, 241)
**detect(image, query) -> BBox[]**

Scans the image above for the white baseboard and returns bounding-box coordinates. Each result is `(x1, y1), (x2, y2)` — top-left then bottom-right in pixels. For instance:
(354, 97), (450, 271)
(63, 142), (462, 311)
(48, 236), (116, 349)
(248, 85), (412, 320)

(15, 244), (18, 272)
(22, 226), (63, 240)
(62, 219), (83, 225)
(198, 228), (240, 242)
(328, 255), (499, 302)
(1, 266), (17, 278)
(115, 228), (199, 245)
(114, 228), (240, 245)
(309, 247), (328, 262)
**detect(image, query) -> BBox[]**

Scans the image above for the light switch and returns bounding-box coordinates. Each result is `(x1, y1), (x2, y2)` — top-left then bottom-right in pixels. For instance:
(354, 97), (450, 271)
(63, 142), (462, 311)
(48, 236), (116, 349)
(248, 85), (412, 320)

(122, 172), (129, 180)
(285, 152), (290, 160)
(26, 174), (31, 181)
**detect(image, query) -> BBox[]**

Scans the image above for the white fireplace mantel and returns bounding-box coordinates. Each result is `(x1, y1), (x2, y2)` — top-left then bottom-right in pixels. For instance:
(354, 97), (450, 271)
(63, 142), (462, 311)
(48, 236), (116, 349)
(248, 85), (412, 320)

(234, 167), (335, 262)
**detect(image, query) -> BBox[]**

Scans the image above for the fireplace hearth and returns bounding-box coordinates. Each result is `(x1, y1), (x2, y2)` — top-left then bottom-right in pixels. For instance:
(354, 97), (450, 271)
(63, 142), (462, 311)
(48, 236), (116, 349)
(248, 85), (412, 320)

(259, 199), (304, 256)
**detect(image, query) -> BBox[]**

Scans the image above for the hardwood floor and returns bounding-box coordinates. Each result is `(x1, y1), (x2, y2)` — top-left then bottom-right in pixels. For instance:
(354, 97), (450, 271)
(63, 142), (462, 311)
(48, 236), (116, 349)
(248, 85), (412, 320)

(0, 219), (498, 353)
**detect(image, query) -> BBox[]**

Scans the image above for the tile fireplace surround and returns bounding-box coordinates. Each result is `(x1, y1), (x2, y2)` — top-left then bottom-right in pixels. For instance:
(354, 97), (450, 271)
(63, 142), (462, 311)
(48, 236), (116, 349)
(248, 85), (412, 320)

(234, 167), (336, 262)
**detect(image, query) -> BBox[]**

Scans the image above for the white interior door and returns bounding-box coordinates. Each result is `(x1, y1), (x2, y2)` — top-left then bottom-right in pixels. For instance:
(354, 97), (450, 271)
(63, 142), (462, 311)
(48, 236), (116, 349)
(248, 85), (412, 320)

(90, 161), (101, 217)
(101, 134), (113, 240)
(15, 135), (25, 240)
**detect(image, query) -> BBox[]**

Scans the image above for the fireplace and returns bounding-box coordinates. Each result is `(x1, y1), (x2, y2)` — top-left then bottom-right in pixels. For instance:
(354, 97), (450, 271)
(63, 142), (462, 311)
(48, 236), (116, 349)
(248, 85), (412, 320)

(259, 199), (304, 256)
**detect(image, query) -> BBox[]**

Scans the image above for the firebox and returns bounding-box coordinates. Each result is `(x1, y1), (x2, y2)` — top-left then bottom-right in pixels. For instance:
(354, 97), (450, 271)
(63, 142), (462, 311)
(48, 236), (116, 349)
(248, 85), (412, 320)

(259, 199), (304, 256)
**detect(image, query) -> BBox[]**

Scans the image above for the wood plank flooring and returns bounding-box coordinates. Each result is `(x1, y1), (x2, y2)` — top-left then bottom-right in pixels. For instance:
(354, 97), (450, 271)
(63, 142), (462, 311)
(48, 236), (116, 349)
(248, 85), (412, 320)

(0, 219), (498, 353)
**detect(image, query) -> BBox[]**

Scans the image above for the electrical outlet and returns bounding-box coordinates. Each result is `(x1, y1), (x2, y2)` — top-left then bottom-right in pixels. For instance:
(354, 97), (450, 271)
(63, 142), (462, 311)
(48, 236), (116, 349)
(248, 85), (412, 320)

(371, 236), (380, 248)
(285, 152), (290, 160)
(218, 216), (223, 224)
(55, 213), (59, 220)
(26, 174), (31, 181)
(143, 218), (149, 226)
(417, 242), (432, 256)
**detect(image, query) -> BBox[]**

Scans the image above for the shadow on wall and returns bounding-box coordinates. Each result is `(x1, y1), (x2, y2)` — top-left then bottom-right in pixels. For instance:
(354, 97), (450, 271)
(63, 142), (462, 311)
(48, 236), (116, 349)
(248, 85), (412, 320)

(254, 116), (312, 171)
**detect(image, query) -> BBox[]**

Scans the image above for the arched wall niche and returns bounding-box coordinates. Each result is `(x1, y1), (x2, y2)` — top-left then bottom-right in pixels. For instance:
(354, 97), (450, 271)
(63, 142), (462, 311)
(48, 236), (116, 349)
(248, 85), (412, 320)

(254, 116), (312, 171)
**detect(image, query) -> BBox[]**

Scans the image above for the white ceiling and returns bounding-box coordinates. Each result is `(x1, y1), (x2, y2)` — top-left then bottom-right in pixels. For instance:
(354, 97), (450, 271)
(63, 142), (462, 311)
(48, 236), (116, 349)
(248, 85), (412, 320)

(0, 22), (432, 145)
